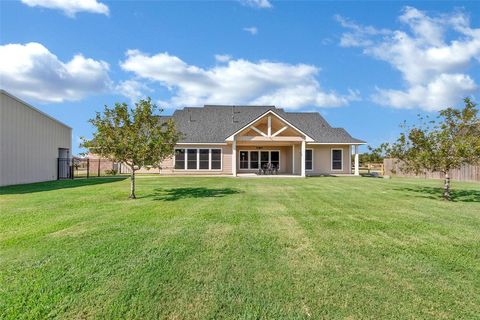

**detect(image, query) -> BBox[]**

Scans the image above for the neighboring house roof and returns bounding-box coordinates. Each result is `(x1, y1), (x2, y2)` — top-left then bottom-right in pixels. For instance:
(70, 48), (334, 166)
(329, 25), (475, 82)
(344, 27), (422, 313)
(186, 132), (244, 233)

(165, 105), (365, 144)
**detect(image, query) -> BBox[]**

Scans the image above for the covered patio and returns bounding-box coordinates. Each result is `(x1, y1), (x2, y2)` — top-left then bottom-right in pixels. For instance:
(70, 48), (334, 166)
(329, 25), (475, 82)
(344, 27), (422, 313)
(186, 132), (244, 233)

(226, 110), (361, 177)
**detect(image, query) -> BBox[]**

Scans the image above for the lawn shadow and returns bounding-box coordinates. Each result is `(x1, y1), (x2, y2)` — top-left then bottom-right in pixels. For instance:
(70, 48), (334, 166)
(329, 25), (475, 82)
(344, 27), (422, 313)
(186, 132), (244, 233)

(395, 186), (480, 203)
(152, 187), (241, 201)
(0, 177), (128, 195)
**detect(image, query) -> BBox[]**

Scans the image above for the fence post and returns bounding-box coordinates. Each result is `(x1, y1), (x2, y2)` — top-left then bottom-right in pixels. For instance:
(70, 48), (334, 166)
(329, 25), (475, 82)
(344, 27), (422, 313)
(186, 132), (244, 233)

(98, 158), (101, 177)
(87, 158), (90, 178)
(71, 159), (74, 179)
(57, 158), (60, 180)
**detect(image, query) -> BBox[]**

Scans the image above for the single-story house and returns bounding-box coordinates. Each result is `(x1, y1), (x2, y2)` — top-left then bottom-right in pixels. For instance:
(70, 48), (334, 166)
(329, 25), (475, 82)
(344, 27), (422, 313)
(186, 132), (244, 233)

(150, 105), (365, 177)
(0, 90), (72, 186)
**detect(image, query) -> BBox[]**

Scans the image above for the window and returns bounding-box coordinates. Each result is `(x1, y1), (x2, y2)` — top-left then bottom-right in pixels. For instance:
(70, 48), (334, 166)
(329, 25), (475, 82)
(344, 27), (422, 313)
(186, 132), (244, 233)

(174, 149), (185, 169)
(332, 149), (343, 170)
(250, 151), (259, 169)
(199, 149), (209, 169)
(174, 148), (222, 170)
(305, 149), (313, 170)
(187, 149), (197, 169)
(240, 151), (249, 169)
(211, 149), (221, 169)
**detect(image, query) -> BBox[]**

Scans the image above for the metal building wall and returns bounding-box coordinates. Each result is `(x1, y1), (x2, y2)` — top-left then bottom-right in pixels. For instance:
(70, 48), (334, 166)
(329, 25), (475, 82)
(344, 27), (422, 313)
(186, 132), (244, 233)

(0, 90), (72, 186)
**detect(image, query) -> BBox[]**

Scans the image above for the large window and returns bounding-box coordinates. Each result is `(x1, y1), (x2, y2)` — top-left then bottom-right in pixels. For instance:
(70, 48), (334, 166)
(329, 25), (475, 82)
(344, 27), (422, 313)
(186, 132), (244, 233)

(187, 149), (197, 169)
(305, 149), (313, 170)
(174, 148), (222, 170)
(239, 150), (280, 170)
(211, 149), (222, 169)
(174, 149), (185, 169)
(331, 149), (343, 170)
(199, 149), (209, 169)
(240, 151), (249, 169)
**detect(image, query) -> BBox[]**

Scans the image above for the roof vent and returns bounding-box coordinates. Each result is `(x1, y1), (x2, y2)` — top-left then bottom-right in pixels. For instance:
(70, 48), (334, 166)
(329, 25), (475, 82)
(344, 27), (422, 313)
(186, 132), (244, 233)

(232, 106), (240, 123)
(188, 109), (196, 122)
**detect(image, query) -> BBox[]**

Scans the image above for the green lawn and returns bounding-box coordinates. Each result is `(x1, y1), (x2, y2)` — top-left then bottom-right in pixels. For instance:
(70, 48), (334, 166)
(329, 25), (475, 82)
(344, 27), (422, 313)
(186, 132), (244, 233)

(1, 176), (479, 319)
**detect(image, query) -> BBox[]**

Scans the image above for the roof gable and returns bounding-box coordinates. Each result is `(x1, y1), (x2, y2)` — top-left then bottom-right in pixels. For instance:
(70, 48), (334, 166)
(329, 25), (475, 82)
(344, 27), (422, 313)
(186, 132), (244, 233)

(225, 109), (314, 141)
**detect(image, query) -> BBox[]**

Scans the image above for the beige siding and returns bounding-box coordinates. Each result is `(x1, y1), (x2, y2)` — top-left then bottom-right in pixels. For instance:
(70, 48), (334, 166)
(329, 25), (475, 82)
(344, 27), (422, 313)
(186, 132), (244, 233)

(0, 91), (72, 186)
(306, 145), (352, 175)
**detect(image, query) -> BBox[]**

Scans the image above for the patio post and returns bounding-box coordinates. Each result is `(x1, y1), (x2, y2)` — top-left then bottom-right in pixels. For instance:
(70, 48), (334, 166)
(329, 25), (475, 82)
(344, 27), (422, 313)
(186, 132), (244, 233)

(354, 145), (360, 176)
(292, 144), (295, 175)
(232, 138), (237, 177)
(301, 140), (306, 177)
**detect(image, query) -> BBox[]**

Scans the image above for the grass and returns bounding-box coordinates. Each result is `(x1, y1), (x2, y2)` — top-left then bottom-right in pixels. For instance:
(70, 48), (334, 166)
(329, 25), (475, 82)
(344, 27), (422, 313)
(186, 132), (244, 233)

(1, 176), (479, 319)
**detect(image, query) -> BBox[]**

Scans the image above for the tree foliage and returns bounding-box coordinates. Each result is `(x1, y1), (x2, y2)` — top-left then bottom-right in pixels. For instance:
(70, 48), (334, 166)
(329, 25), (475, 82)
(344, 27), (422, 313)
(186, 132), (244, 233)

(81, 98), (180, 198)
(388, 98), (480, 200)
(359, 143), (390, 164)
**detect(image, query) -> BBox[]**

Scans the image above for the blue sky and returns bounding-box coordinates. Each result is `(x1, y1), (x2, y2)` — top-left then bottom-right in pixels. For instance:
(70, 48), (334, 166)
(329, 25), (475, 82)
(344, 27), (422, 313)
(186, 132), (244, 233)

(1, 0), (479, 155)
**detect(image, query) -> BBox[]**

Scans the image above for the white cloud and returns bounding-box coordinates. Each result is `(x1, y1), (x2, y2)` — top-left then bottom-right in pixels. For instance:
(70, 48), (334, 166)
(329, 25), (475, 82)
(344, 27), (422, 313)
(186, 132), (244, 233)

(335, 14), (391, 47)
(243, 27), (258, 35)
(0, 42), (111, 103)
(239, 0), (272, 9)
(337, 7), (480, 111)
(21, 0), (109, 17)
(215, 54), (232, 63)
(372, 74), (477, 111)
(116, 80), (153, 104)
(120, 50), (357, 109)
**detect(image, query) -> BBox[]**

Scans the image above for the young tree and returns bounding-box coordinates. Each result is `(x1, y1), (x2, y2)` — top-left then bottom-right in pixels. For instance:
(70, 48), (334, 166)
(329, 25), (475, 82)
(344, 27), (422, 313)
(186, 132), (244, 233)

(389, 98), (480, 200)
(81, 98), (180, 199)
(359, 143), (390, 165)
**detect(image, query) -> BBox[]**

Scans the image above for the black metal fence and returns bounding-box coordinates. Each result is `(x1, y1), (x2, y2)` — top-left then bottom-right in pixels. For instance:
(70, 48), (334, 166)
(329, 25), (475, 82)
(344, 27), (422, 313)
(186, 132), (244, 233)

(71, 157), (121, 178)
(57, 157), (125, 180)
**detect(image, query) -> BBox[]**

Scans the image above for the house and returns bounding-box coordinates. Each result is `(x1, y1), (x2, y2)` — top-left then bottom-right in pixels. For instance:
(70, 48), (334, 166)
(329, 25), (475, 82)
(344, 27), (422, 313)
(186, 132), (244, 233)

(150, 105), (365, 177)
(0, 90), (72, 186)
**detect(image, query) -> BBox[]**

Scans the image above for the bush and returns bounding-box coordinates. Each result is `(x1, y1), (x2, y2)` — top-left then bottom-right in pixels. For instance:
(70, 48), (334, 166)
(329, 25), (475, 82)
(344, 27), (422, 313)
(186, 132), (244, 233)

(105, 169), (118, 176)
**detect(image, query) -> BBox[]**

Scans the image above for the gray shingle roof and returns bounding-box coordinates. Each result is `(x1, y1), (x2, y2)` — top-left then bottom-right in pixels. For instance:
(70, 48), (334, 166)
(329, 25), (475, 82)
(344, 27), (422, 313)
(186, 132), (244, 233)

(166, 105), (365, 144)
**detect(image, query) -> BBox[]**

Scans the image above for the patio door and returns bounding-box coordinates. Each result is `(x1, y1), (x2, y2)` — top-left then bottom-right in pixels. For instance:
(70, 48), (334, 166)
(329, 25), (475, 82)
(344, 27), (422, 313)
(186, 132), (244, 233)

(260, 151), (269, 169)
(270, 151), (279, 169)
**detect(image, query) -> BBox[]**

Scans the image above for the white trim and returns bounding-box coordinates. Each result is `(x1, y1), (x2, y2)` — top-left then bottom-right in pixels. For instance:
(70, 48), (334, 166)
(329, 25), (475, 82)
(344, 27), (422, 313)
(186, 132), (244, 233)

(173, 148), (223, 171)
(267, 115), (272, 137)
(305, 148), (314, 171)
(301, 140), (306, 177)
(232, 139), (237, 176)
(209, 149), (212, 170)
(250, 125), (268, 137)
(272, 125), (289, 137)
(225, 110), (314, 142)
(307, 142), (366, 145)
(176, 142), (227, 145)
(331, 148), (343, 171)
(354, 145), (360, 176)
(238, 150), (281, 171)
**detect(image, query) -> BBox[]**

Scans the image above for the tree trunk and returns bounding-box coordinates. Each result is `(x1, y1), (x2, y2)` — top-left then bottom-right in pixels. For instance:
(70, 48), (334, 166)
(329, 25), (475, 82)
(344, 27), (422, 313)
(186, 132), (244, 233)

(129, 169), (136, 199)
(443, 171), (450, 201)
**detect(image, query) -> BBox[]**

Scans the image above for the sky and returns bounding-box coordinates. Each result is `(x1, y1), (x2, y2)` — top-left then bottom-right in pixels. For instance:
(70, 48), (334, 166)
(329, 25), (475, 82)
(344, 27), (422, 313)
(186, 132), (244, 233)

(1, 0), (479, 155)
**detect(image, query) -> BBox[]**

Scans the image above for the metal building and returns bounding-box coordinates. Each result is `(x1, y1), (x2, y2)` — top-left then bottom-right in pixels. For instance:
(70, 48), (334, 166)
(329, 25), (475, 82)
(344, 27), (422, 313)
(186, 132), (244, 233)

(0, 90), (72, 186)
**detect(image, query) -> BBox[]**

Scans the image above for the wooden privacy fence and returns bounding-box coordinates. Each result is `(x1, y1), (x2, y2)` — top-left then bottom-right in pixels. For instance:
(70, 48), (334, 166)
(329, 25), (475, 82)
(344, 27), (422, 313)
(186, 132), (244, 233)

(383, 158), (480, 182)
